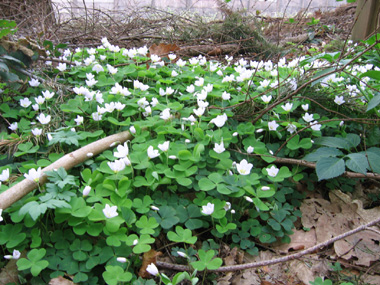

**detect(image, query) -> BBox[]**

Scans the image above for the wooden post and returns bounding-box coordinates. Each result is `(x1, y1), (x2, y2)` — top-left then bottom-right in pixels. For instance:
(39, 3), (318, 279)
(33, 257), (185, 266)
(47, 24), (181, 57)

(351, 0), (380, 41)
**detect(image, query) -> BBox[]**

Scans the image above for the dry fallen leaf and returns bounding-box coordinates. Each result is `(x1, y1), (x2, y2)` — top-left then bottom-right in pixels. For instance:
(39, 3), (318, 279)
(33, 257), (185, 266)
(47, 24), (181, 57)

(138, 249), (162, 278)
(300, 190), (380, 266)
(272, 229), (317, 254)
(149, 43), (180, 57)
(49, 275), (76, 285)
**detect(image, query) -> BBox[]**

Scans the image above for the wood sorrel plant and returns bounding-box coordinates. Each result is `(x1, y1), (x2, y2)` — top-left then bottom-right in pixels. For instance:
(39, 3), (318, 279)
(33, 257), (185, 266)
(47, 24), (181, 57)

(0, 34), (379, 283)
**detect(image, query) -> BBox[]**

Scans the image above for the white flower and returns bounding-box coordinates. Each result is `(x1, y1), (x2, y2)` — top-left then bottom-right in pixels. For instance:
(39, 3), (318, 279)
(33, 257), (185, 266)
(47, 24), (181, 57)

(74, 115), (84, 125)
(176, 59), (186, 67)
(92, 112), (102, 121)
(232, 132), (238, 136)
(193, 107), (205, 117)
(57, 63), (67, 72)
(133, 239), (139, 246)
(168, 53), (176, 60)
(147, 146), (160, 159)
(194, 77), (204, 87)
(92, 64), (104, 73)
(171, 70), (178, 77)
(35, 96), (45, 105)
(114, 102), (126, 111)
(0, 169), (10, 182)
(310, 121), (321, 131)
(151, 97), (159, 107)
(281, 103), (293, 112)
(4, 250), (20, 260)
(247, 146), (254, 154)
(334, 95), (345, 105)
(151, 205), (160, 211)
(31, 128), (42, 136)
(340, 121), (344, 126)
(213, 141), (225, 154)
(177, 251), (188, 258)
(160, 108), (172, 120)
(231, 209), (235, 214)
(266, 165), (279, 177)
(286, 123), (297, 134)
(104, 102), (116, 113)
(256, 128), (264, 133)
(210, 113), (228, 128)
(203, 83), (213, 93)
(83, 186), (91, 197)
(222, 91), (231, 100)
(185, 139), (191, 143)
(146, 263), (159, 276)
(137, 97), (149, 109)
(20, 98), (32, 108)
(103, 204), (118, 218)
(268, 121), (279, 131)
(224, 202), (231, 211)
(301, 104), (309, 111)
(236, 159), (253, 175)
(117, 257), (127, 263)
(9, 122), (17, 131)
(107, 64), (118, 75)
(142, 106), (152, 117)
(114, 142), (129, 158)
(259, 79), (270, 88)
(261, 95), (272, 104)
(129, 126), (136, 134)
(158, 141), (170, 152)
(107, 159), (126, 173)
(86, 78), (98, 87)
(24, 167), (42, 183)
(201, 203), (214, 215)
(169, 155), (177, 160)
(32, 104), (39, 111)
(0, 209), (2, 222)
(29, 78), (40, 87)
(42, 90), (54, 99)
(261, 186), (270, 191)
(37, 113), (51, 125)
(186, 84), (195, 94)
(245, 196), (253, 203)
(302, 113), (314, 123)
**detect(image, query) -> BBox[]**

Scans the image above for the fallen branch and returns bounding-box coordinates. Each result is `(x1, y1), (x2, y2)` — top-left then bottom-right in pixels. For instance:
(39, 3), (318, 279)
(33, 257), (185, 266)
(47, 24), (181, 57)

(157, 216), (380, 272)
(0, 130), (133, 210)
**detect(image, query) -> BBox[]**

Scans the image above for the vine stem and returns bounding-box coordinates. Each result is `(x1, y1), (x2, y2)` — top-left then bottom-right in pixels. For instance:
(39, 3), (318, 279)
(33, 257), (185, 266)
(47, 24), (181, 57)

(157, 217), (380, 272)
(0, 131), (133, 210)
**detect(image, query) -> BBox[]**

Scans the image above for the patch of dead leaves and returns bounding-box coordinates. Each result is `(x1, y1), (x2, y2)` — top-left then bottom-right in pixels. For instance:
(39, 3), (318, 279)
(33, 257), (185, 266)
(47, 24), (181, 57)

(300, 190), (380, 266)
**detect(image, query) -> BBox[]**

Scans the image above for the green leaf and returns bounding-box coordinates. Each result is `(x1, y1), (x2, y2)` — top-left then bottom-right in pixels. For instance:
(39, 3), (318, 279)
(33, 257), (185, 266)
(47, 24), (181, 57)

(366, 147), (380, 174)
(286, 135), (312, 150)
(167, 226), (197, 244)
(190, 249), (222, 271)
(316, 157), (345, 181)
(303, 147), (343, 162)
(345, 153), (369, 174)
(198, 177), (216, 191)
(366, 93), (380, 112)
(103, 265), (132, 285)
(136, 215), (159, 234)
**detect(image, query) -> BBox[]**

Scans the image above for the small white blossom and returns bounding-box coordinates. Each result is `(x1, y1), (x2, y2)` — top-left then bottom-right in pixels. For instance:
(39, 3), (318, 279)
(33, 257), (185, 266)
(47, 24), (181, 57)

(74, 115), (84, 125)
(29, 78), (40, 87)
(151, 206), (160, 211)
(266, 165), (279, 177)
(236, 159), (253, 175)
(210, 113), (228, 128)
(177, 251), (188, 258)
(103, 204), (118, 218)
(310, 121), (321, 131)
(129, 126), (136, 134)
(147, 146), (160, 159)
(245, 196), (253, 203)
(0, 169), (10, 182)
(37, 113), (51, 125)
(261, 95), (272, 104)
(302, 113), (314, 123)
(146, 263), (159, 276)
(261, 186), (270, 191)
(301, 104), (309, 111)
(20, 98), (32, 108)
(114, 142), (129, 158)
(117, 257), (127, 263)
(24, 167), (42, 183)
(158, 141), (170, 152)
(213, 141), (225, 154)
(35, 96), (45, 105)
(42, 90), (54, 100)
(31, 128), (42, 136)
(224, 202), (231, 211)
(222, 91), (231, 100)
(107, 159), (126, 173)
(334, 95), (345, 105)
(281, 103), (293, 112)
(92, 64), (104, 73)
(160, 108), (172, 120)
(83, 186), (91, 197)
(247, 146), (254, 154)
(268, 121), (279, 131)
(286, 123), (297, 134)
(57, 63), (67, 72)
(201, 203), (214, 215)
(9, 122), (17, 131)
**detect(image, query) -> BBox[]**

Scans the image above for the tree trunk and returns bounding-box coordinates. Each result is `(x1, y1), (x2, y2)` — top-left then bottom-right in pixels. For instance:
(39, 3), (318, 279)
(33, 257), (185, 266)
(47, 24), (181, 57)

(351, 0), (380, 41)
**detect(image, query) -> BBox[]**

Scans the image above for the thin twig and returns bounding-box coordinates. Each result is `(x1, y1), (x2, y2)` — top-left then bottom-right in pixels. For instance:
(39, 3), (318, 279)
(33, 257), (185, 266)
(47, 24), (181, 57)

(157, 217), (380, 272)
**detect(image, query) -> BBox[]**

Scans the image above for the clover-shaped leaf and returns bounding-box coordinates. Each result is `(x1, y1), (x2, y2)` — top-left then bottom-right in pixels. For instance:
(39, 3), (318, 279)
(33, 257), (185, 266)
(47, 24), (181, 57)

(102, 265), (132, 285)
(17, 248), (49, 276)
(190, 249), (222, 271)
(167, 226), (197, 244)
(136, 215), (159, 234)
(0, 224), (27, 248)
(126, 234), (155, 254)
(151, 205), (180, 229)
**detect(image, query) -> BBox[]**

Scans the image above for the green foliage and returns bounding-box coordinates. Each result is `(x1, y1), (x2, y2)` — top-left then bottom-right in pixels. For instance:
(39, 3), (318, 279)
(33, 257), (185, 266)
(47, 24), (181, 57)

(0, 32), (379, 284)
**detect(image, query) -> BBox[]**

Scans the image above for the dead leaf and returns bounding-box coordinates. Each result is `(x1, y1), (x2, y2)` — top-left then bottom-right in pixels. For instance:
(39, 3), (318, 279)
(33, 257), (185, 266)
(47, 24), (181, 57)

(49, 275), (76, 285)
(149, 43), (180, 57)
(300, 190), (380, 266)
(231, 269), (261, 285)
(0, 258), (19, 285)
(138, 249), (162, 278)
(272, 229), (317, 254)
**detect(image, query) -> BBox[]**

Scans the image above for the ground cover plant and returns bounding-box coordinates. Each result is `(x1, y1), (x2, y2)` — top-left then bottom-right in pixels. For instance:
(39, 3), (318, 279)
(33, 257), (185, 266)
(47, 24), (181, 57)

(0, 28), (380, 284)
